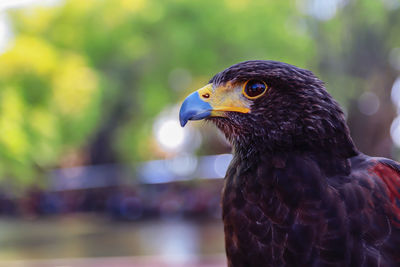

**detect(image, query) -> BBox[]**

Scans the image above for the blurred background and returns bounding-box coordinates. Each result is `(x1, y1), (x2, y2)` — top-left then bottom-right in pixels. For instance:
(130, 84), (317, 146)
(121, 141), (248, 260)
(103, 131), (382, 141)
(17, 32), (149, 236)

(0, 0), (399, 266)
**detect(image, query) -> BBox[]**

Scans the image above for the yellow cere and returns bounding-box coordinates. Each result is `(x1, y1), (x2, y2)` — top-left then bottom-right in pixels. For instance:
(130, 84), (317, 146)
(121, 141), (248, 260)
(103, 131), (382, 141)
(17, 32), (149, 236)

(196, 83), (251, 116)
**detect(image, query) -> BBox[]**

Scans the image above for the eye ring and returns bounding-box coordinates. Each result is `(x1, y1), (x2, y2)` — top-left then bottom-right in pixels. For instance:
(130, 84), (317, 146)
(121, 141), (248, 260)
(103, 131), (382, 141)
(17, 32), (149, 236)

(242, 80), (268, 99)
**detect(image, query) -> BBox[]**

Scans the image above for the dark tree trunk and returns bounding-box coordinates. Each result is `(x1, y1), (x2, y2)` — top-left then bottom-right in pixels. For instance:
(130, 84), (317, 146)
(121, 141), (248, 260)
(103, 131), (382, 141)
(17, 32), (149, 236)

(88, 64), (139, 165)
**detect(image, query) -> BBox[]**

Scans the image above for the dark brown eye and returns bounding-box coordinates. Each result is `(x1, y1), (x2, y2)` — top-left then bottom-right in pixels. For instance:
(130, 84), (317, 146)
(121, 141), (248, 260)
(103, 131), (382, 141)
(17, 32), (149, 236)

(243, 80), (267, 99)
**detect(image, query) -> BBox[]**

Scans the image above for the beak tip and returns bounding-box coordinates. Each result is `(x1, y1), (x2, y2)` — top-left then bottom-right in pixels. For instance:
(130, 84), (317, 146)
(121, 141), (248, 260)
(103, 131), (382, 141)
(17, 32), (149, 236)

(180, 118), (187, 127)
(179, 105), (189, 127)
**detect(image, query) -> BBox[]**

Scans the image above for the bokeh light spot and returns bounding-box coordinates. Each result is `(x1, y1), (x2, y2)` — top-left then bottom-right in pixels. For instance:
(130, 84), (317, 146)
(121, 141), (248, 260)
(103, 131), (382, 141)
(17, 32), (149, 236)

(214, 154), (233, 178)
(155, 119), (185, 152)
(391, 116), (400, 147)
(0, 14), (12, 54)
(357, 92), (380, 116)
(300, 0), (346, 21)
(391, 77), (400, 111)
(167, 153), (198, 177)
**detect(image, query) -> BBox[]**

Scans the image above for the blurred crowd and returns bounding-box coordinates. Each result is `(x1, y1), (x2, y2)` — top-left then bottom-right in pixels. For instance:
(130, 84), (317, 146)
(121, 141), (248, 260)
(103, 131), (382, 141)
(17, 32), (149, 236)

(0, 180), (223, 221)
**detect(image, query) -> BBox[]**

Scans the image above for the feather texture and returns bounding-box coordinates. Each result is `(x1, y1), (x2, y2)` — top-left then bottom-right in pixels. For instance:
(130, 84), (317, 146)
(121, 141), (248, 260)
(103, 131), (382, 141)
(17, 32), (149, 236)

(194, 60), (400, 266)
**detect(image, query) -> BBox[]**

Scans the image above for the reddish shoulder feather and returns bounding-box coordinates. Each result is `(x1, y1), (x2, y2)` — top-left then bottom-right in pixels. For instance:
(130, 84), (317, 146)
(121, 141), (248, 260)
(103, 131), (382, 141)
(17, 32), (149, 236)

(370, 160), (400, 225)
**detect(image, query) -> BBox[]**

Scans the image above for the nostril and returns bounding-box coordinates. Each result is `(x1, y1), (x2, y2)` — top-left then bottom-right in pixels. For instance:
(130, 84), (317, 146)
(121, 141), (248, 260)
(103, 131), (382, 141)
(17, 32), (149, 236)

(202, 93), (210, 99)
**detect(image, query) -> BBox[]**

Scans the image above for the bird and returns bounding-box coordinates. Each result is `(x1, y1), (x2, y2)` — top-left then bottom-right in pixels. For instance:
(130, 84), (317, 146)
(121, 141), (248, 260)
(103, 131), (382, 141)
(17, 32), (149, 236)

(179, 60), (400, 267)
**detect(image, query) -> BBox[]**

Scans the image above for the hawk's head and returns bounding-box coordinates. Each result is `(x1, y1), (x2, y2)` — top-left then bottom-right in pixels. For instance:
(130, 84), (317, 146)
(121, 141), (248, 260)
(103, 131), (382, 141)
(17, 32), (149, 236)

(179, 60), (356, 157)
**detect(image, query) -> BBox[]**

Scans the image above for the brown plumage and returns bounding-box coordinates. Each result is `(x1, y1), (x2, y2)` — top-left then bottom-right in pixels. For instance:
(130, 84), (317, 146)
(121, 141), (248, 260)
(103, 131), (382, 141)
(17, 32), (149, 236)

(179, 60), (400, 266)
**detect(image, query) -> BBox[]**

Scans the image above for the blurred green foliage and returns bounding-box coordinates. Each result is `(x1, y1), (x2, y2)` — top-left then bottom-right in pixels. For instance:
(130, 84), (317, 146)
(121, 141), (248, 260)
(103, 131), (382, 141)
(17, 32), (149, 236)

(0, 0), (314, 183)
(0, 0), (399, 184)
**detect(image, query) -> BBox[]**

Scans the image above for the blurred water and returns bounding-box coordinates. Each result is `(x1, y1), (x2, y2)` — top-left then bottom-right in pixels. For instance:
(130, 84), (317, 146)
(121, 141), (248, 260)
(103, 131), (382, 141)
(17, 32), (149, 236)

(0, 216), (225, 266)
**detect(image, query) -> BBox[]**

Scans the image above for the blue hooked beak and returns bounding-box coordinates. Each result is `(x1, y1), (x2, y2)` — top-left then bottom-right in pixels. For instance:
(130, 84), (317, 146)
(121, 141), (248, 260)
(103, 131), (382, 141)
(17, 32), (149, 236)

(179, 91), (212, 127)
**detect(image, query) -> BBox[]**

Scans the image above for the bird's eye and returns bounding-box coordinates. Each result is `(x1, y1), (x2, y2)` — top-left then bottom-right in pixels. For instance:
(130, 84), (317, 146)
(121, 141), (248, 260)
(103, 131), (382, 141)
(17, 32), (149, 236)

(243, 80), (267, 99)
